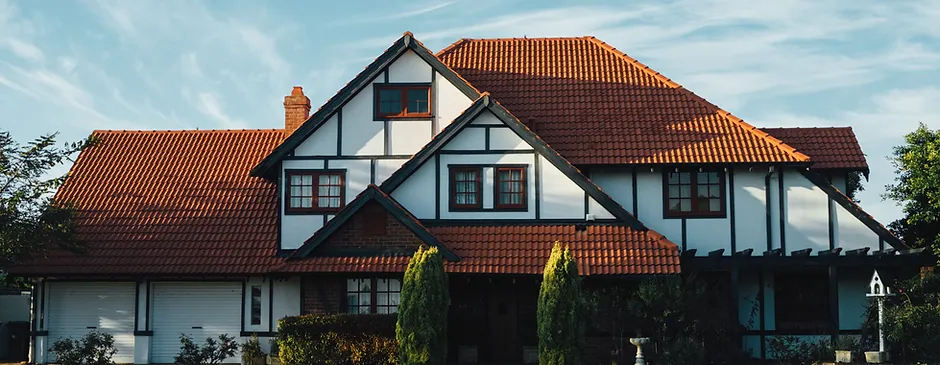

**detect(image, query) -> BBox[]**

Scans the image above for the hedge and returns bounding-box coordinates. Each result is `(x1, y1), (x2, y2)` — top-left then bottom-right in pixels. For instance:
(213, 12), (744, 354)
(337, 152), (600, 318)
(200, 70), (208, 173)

(277, 314), (398, 365)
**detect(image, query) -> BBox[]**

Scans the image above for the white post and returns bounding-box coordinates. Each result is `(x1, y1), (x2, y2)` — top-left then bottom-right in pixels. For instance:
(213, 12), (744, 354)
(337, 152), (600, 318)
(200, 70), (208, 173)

(878, 297), (885, 353)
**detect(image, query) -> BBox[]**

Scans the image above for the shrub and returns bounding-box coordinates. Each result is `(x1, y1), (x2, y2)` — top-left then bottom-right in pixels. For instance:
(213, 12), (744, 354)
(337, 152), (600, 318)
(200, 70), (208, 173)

(241, 334), (266, 365)
(48, 330), (117, 365)
(397, 245), (449, 365)
(767, 336), (832, 365)
(277, 313), (398, 365)
(861, 270), (940, 362)
(657, 336), (706, 365)
(537, 242), (585, 365)
(175, 333), (239, 365)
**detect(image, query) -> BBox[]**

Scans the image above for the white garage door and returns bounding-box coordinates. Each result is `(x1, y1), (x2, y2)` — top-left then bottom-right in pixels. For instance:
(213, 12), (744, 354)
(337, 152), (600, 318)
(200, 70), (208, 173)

(46, 282), (136, 364)
(151, 282), (243, 364)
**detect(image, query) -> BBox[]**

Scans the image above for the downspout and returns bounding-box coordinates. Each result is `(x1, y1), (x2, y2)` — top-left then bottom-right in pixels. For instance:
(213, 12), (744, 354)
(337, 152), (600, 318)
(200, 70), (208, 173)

(761, 167), (775, 360)
(764, 167), (775, 254)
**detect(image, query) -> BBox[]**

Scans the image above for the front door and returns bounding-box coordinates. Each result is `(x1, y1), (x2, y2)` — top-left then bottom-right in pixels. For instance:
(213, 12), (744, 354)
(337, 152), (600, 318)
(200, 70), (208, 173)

(485, 286), (519, 363)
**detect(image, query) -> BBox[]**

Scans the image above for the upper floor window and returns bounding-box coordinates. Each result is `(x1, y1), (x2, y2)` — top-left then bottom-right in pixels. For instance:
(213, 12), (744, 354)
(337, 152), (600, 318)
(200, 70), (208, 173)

(285, 170), (344, 214)
(450, 166), (482, 210)
(663, 170), (725, 218)
(495, 167), (526, 209)
(347, 278), (401, 314)
(374, 84), (431, 119)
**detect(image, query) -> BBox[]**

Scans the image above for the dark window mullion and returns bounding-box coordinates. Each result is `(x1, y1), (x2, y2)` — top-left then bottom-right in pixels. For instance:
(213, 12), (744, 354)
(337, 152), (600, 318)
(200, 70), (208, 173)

(370, 278), (378, 314)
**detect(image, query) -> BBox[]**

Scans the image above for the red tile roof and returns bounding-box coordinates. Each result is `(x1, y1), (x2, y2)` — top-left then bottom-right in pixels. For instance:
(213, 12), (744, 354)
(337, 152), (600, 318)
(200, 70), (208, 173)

(437, 37), (810, 165)
(761, 127), (868, 170)
(277, 224), (680, 275)
(10, 129), (285, 276)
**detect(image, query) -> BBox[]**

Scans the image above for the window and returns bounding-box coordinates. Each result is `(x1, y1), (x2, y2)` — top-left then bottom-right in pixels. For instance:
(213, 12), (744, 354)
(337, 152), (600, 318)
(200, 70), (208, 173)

(250, 285), (262, 325)
(774, 272), (831, 333)
(374, 84), (431, 118)
(450, 167), (482, 210)
(285, 170), (344, 213)
(664, 170), (725, 217)
(495, 167), (526, 209)
(347, 278), (401, 314)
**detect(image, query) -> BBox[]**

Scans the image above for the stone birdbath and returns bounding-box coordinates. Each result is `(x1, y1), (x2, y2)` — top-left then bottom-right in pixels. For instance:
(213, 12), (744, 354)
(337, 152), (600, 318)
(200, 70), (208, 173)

(629, 337), (650, 365)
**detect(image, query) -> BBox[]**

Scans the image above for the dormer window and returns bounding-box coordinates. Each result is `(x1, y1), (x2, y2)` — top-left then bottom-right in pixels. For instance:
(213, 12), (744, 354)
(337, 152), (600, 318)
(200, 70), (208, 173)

(374, 84), (431, 119)
(285, 170), (345, 214)
(495, 167), (526, 209)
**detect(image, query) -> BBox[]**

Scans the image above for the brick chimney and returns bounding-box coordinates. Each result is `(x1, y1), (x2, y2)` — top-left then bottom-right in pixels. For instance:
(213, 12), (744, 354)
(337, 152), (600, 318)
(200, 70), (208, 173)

(284, 86), (310, 134)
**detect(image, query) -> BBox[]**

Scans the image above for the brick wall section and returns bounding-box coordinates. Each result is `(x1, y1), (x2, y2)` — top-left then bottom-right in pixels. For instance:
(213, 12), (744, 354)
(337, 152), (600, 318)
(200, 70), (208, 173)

(318, 201), (423, 251)
(283, 86), (310, 135)
(301, 275), (345, 314)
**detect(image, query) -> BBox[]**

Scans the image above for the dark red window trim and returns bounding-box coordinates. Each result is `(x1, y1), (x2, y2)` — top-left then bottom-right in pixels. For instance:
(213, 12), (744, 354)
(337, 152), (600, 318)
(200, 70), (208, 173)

(449, 166), (483, 210)
(284, 169), (345, 214)
(374, 83), (432, 119)
(662, 169), (726, 218)
(495, 167), (526, 209)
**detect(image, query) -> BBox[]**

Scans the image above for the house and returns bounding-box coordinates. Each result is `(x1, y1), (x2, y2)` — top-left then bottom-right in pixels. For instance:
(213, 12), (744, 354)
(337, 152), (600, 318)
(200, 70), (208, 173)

(11, 32), (933, 364)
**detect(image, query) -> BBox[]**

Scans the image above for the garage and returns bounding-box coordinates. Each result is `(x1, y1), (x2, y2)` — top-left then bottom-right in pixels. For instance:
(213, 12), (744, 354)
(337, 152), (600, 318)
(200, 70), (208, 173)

(46, 282), (136, 364)
(150, 282), (243, 363)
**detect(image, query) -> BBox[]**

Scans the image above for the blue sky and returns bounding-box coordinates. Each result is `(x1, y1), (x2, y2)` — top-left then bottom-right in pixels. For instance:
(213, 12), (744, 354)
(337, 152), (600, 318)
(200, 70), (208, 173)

(1, 0), (938, 225)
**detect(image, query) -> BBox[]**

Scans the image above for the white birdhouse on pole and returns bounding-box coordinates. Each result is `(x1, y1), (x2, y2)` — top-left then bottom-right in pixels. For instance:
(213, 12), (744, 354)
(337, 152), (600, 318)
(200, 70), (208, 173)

(866, 270), (896, 355)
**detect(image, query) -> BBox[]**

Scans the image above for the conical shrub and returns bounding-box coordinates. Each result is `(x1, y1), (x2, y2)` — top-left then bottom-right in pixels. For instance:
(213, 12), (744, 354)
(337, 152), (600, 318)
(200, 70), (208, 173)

(537, 242), (584, 365)
(396, 245), (449, 365)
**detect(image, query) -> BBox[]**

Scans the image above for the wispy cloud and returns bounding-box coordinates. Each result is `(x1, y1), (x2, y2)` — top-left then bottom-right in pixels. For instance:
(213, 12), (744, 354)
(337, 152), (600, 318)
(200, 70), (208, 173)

(193, 91), (245, 129)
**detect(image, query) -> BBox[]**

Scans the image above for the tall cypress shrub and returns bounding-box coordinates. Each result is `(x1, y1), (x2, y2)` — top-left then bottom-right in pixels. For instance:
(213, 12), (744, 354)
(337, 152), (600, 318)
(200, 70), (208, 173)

(537, 242), (584, 365)
(396, 246), (449, 365)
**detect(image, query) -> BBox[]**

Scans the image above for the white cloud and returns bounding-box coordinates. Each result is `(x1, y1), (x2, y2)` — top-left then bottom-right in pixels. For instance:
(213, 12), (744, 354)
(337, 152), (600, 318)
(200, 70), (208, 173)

(3, 38), (43, 62)
(193, 92), (245, 129)
(58, 57), (77, 75)
(180, 52), (203, 78)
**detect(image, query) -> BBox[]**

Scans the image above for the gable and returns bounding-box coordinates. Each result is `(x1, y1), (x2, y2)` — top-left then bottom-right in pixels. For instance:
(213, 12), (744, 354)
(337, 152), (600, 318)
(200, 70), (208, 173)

(251, 32), (479, 178)
(381, 94), (642, 227)
(290, 185), (459, 261)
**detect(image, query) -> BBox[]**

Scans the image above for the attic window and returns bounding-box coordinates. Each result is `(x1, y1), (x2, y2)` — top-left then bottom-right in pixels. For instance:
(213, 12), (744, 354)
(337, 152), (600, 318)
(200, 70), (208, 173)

(450, 166), (482, 210)
(495, 167), (526, 209)
(374, 84), (431, 119)
(285, 170), (345, 214)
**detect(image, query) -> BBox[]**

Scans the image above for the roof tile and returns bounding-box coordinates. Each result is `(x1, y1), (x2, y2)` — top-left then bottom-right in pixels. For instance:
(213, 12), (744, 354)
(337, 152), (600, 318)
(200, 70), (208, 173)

(761, 127), (868, 170)
(437, 37), (809, 165)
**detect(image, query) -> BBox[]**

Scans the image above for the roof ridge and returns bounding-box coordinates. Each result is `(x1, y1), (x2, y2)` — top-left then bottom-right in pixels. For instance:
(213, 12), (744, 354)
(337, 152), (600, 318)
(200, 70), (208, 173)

(760, 126), (855, 131)
(92, 128), (283, 134)
(584, 37), (810, 163)
(436, 36), (596, 57)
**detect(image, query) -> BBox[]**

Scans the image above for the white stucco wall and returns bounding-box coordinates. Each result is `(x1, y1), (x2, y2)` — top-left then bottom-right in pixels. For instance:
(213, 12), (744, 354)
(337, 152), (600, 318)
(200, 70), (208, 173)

(635, 171), (682, 245)
(442, 127), (485, 151)
(489, 127), (528, 150)
(374, 159), (408, 184)
(327, 159), (371, 204)
(272, 277), (301, 331)
(294, 114), (338, 156)
(784, 170), (831, 253)
(392, 156), (437, 219)
(734, 171), (769, 254)
(388, 120), (431, 155)
(834, 200), (880, 252)
(433, 71), (474, 131)
(589, 168), (635, 216)
(341, 78), (386, 156)
(387, 51), (432, 83)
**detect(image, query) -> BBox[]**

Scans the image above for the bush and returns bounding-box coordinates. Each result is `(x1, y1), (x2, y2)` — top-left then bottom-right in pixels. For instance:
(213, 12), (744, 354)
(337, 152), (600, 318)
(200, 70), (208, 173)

(766, 336), (832, 365)
(397, 245), (449, 365)
(277, 313), (398, 365)
(537, 242), (585, 365)
(175, 333), (239, 365)
(48, 330), (117, 365)
(657, 336), (706, 365)
(241, 334), (266, 365)
(863, 270), (940, 362)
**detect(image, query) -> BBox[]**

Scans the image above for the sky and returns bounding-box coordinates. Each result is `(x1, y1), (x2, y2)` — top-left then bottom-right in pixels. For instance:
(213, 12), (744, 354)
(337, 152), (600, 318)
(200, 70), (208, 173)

(1, 0), (938, 225)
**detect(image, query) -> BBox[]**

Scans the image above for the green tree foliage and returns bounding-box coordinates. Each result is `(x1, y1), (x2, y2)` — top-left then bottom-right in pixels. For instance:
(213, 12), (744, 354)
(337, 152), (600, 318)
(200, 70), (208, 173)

(1, 130), (96, 270)
(885, 123), (940, 253)
(862, 270), (940, 362)
(396, 245), (449, 365)
(537, 242), (584, 365)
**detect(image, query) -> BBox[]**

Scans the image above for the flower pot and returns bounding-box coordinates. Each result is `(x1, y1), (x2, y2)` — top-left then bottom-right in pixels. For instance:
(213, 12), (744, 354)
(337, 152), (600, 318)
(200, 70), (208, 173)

(835, 350), (852, 363)
(865, 351), (889, 363)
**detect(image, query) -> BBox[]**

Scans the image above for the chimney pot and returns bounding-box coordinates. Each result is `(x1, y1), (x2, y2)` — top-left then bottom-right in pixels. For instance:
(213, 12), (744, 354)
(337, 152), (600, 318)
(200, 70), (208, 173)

(284, 86), (311, 135)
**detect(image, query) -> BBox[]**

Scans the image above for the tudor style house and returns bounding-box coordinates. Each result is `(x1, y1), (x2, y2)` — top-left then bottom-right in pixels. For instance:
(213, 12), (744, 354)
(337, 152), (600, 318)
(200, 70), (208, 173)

(12, 32), (932, 364)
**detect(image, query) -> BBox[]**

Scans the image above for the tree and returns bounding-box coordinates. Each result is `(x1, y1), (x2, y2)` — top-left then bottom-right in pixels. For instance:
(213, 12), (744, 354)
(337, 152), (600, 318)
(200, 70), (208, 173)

(537, 242), (584, 365)
(1, 130), (96, 270)
(396, 245), (449, 365)
(884, 123), (940, 253)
